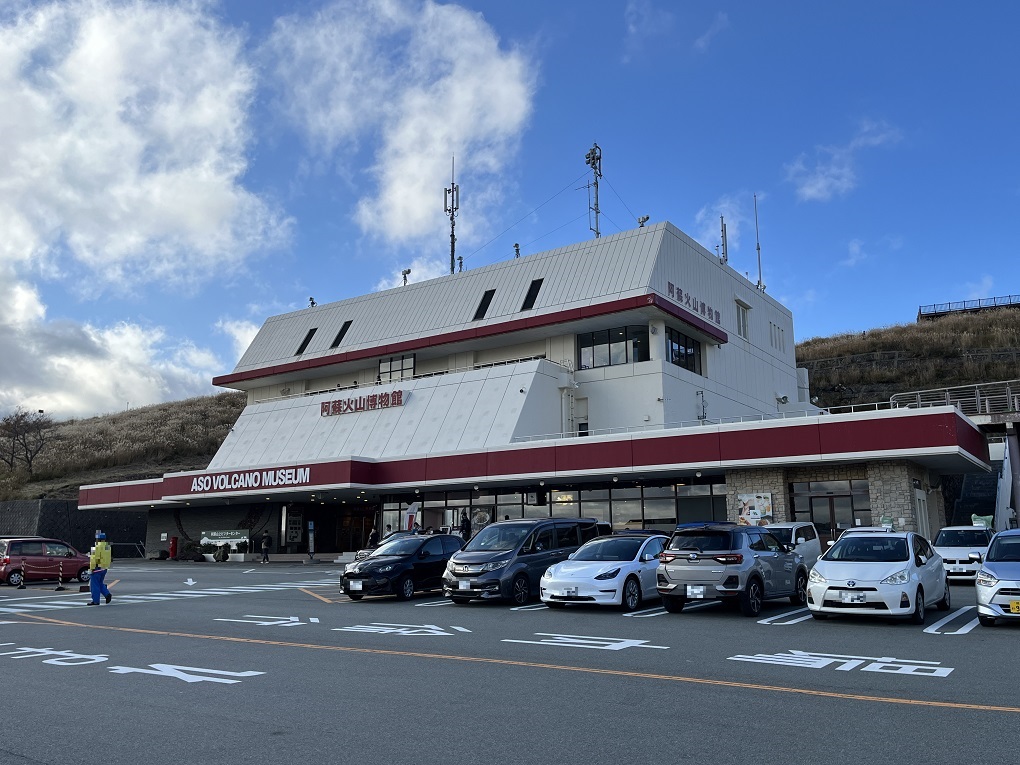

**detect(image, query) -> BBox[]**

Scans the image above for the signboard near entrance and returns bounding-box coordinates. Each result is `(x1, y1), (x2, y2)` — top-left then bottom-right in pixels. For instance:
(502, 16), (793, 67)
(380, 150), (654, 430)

(738, 493), (774, 526)
(286, 511), (304, 543)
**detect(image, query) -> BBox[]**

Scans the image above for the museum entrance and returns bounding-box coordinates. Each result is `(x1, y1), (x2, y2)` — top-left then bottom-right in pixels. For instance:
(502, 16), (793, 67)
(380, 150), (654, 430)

(790, 480), (872, 545)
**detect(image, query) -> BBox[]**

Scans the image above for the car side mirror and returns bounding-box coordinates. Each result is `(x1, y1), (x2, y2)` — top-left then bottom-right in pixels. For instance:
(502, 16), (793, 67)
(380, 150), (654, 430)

(567, 552), (577, 560)
(419, 550), (430, 558)
(66, 551), (75, 558)
(796, 537), (806, 545)
(826, 540), (835, 547)
(968, 552), (983, 563)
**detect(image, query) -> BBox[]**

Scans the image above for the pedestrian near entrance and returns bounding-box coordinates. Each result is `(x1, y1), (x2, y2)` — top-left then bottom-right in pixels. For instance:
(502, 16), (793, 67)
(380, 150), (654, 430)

(459, 510), (472, 541)
(367, 527), (380, 547)
(86, 531), (112, 605)
(260, 531), (272, 564)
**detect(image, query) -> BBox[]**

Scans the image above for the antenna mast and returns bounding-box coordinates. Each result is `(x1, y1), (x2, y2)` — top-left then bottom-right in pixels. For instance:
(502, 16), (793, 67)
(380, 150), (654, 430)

(753, 193), (765, 292)
(720, 215), (728, 264)
(584, 142), (602, 239)
(444, 156), (459, 275)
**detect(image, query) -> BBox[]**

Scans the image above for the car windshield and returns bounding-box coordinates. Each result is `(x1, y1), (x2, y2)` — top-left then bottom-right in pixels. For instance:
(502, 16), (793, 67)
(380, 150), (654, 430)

(667, 530), (731, 552)
(934, 529), (991, 547)
(986, 537), (1020, 562)
(825, 536), (908, 562)
(573, 538), (643, 562)
(768, 528), (793, 544)
(462, 524), (531, 552)
(369, 538), (421, 557)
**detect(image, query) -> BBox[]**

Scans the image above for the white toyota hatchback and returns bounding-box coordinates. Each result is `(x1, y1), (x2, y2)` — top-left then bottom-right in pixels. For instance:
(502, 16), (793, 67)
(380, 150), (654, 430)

(541, 532), (667, 611)
(807, 528), (950, 623)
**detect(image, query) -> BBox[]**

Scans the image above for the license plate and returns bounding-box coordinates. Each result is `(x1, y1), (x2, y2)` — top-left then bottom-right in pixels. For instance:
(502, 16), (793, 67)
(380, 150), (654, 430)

(458, 580), (471, 590)
(840, 590), (866, 604)
(950, 568), (966, 573)
(563, 587), (578, 597)
(686, 585), (706, 599)
(1010, 600), (1020, 614)
(349, 580), (362, 591)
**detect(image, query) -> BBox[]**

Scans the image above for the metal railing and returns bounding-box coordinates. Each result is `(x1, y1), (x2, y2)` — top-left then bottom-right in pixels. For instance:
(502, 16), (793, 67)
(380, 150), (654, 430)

(890, 379), (1020, 417)
(918, 294), (1020, 319)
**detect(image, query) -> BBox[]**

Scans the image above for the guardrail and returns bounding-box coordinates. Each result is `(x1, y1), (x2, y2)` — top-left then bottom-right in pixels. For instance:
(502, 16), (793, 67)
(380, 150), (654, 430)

(890, 379), (1020, 417)
(918, 294), (1020, 319)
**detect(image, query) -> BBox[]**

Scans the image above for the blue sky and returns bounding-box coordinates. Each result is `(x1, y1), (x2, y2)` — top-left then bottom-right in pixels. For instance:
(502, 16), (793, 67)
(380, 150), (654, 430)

(2, 0), (1017, 419)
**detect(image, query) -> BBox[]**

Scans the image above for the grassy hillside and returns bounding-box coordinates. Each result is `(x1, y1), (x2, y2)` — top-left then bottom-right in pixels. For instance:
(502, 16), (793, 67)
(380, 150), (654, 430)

(2, 307), (1016, 501)
(798, 308), (1020, 408)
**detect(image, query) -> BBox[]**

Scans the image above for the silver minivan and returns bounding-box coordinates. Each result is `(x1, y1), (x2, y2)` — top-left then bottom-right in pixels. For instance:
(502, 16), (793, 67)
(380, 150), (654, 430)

(442, 518), (606, 605)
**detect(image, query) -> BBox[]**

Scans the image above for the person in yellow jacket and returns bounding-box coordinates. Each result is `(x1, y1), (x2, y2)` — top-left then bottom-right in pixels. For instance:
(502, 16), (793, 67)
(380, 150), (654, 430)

(87, 531), (113, 605)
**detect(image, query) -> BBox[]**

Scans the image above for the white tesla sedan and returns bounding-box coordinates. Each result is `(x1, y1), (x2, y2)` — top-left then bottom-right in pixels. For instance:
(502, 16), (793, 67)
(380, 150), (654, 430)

(541, 532), (667, 611)
(807, 527), (951, 623)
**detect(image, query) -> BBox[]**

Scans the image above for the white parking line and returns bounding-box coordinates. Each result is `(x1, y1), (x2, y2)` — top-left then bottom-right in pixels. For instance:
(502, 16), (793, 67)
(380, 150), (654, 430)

(683, 600), (722, 611)
(757, 608), (810, 625)
(511, 604), (549, 611)
(923, 606), (976, 635)
(415, 600), (453, 607)
(623, 606), (667, 618)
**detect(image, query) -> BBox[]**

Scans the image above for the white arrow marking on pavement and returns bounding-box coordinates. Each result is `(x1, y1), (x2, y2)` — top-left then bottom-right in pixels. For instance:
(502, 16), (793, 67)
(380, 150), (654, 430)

(922, 606), (976, 635)
(184, 579), (196, 586)
(757, 608), (810, 625)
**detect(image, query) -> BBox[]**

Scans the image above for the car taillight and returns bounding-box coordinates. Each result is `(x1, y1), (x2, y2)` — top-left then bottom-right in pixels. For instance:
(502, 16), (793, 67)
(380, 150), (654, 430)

(713, 554), (743, 564)
(659, 553), (675, 563)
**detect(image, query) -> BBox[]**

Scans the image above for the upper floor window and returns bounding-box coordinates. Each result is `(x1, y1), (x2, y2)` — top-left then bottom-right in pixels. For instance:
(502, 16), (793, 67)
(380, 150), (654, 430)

(378, 354), (415, 383)
(473, 289), (496, 321)
(736, 302), (750, 340)
(577, 326), (650, 370)
(665, 327), (703, 376)
(520, 279), (544, 311)
(295, 328), (317, 355)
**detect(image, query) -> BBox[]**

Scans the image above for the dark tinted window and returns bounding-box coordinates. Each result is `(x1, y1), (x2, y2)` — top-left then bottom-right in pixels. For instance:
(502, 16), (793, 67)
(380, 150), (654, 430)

(934, 529), (993, 547)
(295, 328), (317, 355)
(667, 530), (732, 552)
(370, 537), (423, 557)
(769, 528), (792, 545)
(555, 524), (580, 549)
(441, 536), (464, 555)
(422, 537), (445, 557)
(986, 536), (1020, 562)
(762, 533), (783, 552)
(17, 541), (45, 555)
(520, 279), (543, 311)
(473, 289), (496, 320)
(463, 524), (531, 552)
(825, 536), (908, 562)
(747, 533), (768, 552)
(579, 522), (600, 544)
(573, 538), (642, 561)
(44, 542), (71, 556)
(532, 528), (555, 552)
(330, 320), (353, 349)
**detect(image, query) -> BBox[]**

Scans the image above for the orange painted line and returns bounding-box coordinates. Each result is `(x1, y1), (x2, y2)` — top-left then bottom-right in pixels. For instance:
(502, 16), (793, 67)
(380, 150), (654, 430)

(107, 579), (120, 588)
(299, 587), (334, 604)
(15, 612), (1020, 715)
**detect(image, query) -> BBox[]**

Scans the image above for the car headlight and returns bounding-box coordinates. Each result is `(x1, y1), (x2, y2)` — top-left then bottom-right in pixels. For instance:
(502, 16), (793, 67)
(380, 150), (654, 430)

(808, 568), (826, 584)
(594, 568), (621, 580)
(881, 569), (910, 585)
(481, 560), (510, 572)
(446, 560), (456, 572)
(377, 564), (394, 573)
(976, 570), (998, 588)
(543, 568), (553, 579)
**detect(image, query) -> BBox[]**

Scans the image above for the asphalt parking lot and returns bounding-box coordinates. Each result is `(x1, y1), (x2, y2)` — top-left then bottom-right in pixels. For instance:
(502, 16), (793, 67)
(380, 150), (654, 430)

(1, 561), (1016, 765)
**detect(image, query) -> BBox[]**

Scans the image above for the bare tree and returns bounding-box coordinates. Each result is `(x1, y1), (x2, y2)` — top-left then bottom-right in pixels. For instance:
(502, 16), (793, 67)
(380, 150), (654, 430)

(0, 408), (54, 475)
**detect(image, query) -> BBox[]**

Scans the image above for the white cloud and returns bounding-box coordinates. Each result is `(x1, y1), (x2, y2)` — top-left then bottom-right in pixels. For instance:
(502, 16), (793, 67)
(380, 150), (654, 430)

(264, 0), (536, 250)
(216, 318), (261, 363)
(693, 192), (764, 260)
(622, 0), (675, 64)
(841, 239), (867, 267)
(0, 0), (290, 293)
(785, 120), (901, 202)
(693, 12), (729, 52)
(963, 275), (994, 301)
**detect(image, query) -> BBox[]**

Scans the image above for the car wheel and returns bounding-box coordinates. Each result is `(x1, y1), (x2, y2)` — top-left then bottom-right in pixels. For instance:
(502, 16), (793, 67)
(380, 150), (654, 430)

(546, 601), (566, 609)
(739, 578), (763, 617)
(7, 570), (24, 587)
(346, 592), (364, 601)
(790, 573), (807, 606)
(77, 568), (90, 583)
(978, 615), (996, 627)
(935, 579), (951, 611)
(662, 596), (685, 613)
(811, 612), (829, 620)
(621, 577), (641, 612)
(394, 575), (415, 601)
(909, 587), (925, 624)
(450, 597), (472, 605)
(510, 575), (530, 606)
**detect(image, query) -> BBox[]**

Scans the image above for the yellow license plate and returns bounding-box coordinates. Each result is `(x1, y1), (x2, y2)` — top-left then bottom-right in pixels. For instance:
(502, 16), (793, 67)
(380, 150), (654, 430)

(1010, 600), (1020, 614)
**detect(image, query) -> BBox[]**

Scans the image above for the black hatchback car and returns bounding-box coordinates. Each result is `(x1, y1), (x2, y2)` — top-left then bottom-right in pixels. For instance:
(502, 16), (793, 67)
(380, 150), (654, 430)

(341, 534), (464, 600)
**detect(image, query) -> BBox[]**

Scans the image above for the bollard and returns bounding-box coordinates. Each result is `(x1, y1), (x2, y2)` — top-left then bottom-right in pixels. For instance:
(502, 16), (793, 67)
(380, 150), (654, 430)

(17, 558), (27, 589)
(54, 560), (66, 591)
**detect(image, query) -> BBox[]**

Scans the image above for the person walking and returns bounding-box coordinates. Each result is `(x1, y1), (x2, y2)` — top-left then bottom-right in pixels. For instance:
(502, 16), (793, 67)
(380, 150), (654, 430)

(86, 531), (112, 605)
(459, 510), (472, 541)
(260, 531), (272, 564)
(366, 527), (380, 547)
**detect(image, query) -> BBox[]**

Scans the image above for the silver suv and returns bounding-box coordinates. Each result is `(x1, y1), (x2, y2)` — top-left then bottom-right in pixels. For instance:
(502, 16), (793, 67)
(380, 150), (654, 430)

(656, 524), (808, 617)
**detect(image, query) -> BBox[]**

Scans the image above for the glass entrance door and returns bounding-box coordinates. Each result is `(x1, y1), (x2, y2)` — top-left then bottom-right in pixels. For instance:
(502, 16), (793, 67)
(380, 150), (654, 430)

(809, 496), (854, 545)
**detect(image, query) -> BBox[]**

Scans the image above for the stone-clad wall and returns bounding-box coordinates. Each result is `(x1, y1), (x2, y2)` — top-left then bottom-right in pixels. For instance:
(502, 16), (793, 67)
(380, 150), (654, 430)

(725, 468), (789, 523)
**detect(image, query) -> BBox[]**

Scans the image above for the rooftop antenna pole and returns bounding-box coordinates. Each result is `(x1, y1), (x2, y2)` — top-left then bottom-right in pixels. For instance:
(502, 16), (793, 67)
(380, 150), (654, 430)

(444, 156), (459, 275)
(753, 194), (765, 292)
(720, 215), (729, 264)
(584, 142), (602, 239)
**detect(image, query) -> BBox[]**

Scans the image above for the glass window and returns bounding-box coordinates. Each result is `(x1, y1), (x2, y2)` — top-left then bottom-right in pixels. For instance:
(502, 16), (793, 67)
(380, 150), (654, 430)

(422, 537), (445, 556)
(295, 328), (317, 355)
(441, 536), (464, 555)
(579, 500), (609, 524)
(610, 328), (628, 364)
(627, 326), (650, 362)
(520, 279), (544, 311)
(579, 521), (601, 543)
(573, 537), (643, 561)
(498, 491), (525, 504)
(555, 524), (580, 549)
(612, 499), (643, 530)
(748, 533), (768, 552)
(665, 327), (702, 375)
(578, 333), (594, 370)
(668, 530), (732, 552)
(643, 537), (665, 559)
(736, 303), (749, 339)
(612, 487), (642, 500)
(44, 542), (71, 556)
(762, 533), (783, 552)
(378, 354), (415, 382)
(473, 289), (496, 321)
(576, 326), (651, 369)
(330, 321), (352, 349)
(524, 504), (550, 519)
(643, 485), (675, 499)
(19, 541), (44, 555)
(580, 488), (609, 501)
(592, 330), (610, 367)
(533, 528), (555, 552)
(643, 498), (677, 530)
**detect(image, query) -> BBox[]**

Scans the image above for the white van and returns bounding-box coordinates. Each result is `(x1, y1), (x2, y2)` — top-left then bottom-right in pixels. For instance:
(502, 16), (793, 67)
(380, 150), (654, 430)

(765, 522), (822, 568)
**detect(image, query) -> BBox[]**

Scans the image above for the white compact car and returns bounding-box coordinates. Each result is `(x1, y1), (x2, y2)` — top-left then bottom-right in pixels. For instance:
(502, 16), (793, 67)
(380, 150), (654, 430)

(541, 532), (667, 611)
(807, 527), (950, 623)
(932, 525), (994, 581)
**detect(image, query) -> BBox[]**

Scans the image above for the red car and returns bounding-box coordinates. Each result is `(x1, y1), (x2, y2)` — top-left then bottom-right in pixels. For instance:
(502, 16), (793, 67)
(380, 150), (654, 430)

(0, 537), (91, 586)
